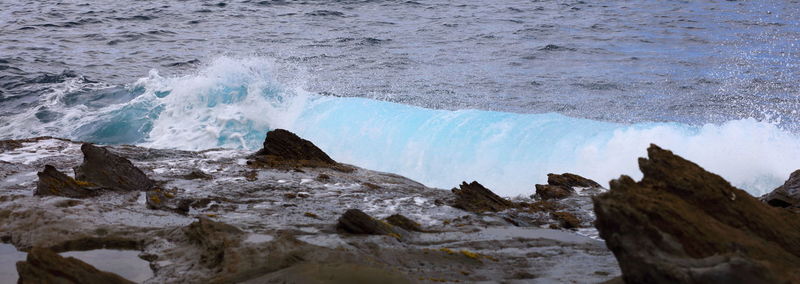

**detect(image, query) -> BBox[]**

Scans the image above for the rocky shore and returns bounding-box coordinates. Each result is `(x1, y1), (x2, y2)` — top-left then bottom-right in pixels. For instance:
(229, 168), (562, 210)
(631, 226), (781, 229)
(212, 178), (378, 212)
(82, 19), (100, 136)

(0, 130), (798, 283)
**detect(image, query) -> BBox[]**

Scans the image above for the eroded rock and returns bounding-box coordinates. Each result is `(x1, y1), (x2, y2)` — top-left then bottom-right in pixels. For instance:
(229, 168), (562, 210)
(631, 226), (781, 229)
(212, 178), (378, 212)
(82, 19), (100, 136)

(385, 214), (423, 232)
(183, 217), (244, 269)
(761, 169), (800, 210)
(74, 143), (154, 192)
(35, 165), (99, 198)
(593, 144), (800, 283)
(451, 181), (514, 213)
(16, 247), (135, 284)
(337, 209), (404, 238)
(146, 188), (191, 214)
(534, 173), (602, 200)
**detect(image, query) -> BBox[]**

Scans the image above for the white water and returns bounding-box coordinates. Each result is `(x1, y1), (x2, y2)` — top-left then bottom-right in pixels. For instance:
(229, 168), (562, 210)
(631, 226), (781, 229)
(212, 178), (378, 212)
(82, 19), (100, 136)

(4, 57), (799, 196)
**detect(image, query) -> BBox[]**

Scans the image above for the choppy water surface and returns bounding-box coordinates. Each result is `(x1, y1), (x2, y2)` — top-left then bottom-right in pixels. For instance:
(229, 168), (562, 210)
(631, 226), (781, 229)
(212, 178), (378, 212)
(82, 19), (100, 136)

(1, 0), (800, 195)
(3, 0), (799, 123)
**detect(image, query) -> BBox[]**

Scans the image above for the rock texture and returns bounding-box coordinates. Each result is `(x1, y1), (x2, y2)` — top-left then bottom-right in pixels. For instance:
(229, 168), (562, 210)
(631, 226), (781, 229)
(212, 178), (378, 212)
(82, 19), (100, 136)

(16, 247), (135, 284)
(451, 181), (514, 213)
(761, 169), (800, 210)
(183, 217), (245, 269)
(337, 209), (404, 237)
(74, 143), (154, 192)
(535, 173), (602, 200)
(253, 129), (336, 164)
(385, 214), (423, 232)
(35, 165), (99, 198)
(594, 144), (800, 283)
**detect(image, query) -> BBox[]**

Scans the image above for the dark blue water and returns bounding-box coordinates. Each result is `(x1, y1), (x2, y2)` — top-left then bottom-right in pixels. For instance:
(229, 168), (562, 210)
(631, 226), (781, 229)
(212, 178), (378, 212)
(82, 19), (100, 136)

(1, 0), (800, 196)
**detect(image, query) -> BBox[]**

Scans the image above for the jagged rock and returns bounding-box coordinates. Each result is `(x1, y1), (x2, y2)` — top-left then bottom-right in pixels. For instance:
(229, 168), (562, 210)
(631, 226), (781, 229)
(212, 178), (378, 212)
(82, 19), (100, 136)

(534, 173), (602, 200)
(593, 144), (800, 283)
(385, 214), (423, 232)
(184, 217), (244, 269)
(451, 181), (514, 213)
(761, 169), (800, 209)
(183, 169), (213, 180)
(16, 247), (134, 284)
(253, 129), (336, 164)
(547, 173), (601, 188)
(534, 184), (573, 200)
(551, 212), (580, 229)
(146, 188), (190, 214)
(35, 165), (100, 198)
(74, 143), (154, 192)
(337, 209), (403, 237)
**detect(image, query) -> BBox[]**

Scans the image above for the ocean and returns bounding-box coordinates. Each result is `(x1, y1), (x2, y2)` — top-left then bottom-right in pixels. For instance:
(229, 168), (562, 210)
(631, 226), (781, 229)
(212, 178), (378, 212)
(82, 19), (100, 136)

(1, 0), (799, 196)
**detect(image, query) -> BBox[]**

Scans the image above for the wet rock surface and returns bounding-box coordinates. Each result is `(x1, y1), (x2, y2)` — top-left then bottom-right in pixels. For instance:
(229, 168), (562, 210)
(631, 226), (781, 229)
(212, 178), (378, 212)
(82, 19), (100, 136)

(0, 136), (619, 283)
(35, 165), (99, 198)
(16, 247), (134, 284)
(594, 144), (800, 283)
(534, 173), (603, 200)
(337, 209), (405, 238)
(74, 143), (154, 192)
(761, 169), (800, 210)
(450, 181), (514, 213)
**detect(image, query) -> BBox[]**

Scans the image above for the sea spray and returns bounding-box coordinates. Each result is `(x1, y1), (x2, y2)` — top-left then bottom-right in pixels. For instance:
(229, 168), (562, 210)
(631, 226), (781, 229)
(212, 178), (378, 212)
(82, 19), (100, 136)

(2, 57), (799, 196)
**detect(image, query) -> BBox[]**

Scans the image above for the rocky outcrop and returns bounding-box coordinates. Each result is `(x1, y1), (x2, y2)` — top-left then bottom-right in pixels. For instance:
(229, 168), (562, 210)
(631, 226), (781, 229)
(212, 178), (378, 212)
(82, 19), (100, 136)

(761, 169), (800, 210)
(183, 217), (244, 269)
(253, 129), (336, 164)
(385, 214), (423, 232)
(35, 165), (100, 198)
(534, 173), (602, 200)
(337, 209), (404, 238)
(593, 144), (800, 283)
(16, 247), (134, 284)
(451, 181), (514, 213)
(146, 188), (191, 214)
(74, 143), (154, 192)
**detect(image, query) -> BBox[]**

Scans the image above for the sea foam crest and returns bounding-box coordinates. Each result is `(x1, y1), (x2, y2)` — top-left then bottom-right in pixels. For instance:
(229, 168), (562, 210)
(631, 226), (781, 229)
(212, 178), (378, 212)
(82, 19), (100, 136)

(3, 57), (799, 197)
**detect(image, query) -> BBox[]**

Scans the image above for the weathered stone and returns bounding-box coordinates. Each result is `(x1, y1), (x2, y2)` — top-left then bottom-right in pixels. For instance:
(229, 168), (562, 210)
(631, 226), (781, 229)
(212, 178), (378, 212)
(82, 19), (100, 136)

(551, 211), (580, 229)
(183, 169), (213, 180)
(146, 188), (190, 214)
(534, 184), (573, 200)
(253, 129), (336, 164)
(547, 173), (601, 188)
(74, 143), (154, 192)
(593, 144), (800, 283)
(385, 214), (423, 232)
(451, 181), (514, 213)
(35, 165), (100, 198)
(16, 247), (135, 284)
(184, 217), (244, 269)
(337, 209), (402, 237)
(761, 169), (800, 209)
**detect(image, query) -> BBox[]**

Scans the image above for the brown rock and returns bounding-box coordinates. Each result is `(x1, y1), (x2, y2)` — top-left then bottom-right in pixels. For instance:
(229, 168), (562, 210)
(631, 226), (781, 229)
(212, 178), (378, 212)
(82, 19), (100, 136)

(534, 184), (573, 200)
(16, 247), (134, 284)
(546, 173), (601, 188)
(74, 143), (154, 192)
(451, 181), (514, 213)
(385, 214), (423, 232)
(253, 129), (336, 164)
(35, 165), (100, 198)
(761, 169), (800, 209)
(593, 144), (800, 283)
(146, 188), (190, 214)
(337, 209), (403, 238)
(184, 217), (244, 269)
(551, 211), (580, 229)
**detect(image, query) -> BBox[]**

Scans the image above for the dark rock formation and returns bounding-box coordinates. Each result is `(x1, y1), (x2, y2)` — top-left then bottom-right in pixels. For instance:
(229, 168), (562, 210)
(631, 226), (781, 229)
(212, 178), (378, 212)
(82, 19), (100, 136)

(337, 209), (403, 237)
(35, 165), (99, 198)
(534, 173), (602, 200)
(385, 214), (423, 232)
(593, 144), (800, 283)
(74, 143), (154, 191)
(761, 169), (800, 210)
(551, 212), (580, 229)
(253, 129), (336, 164)
(16, 247), (134, 284)
(534, 184), (573, 200)
(146, 188), (191, 214)
(184, 217), (244, 269)
(183, 169), (213, 180)
(547, 173), (601, 188)
(451, 181), (514, 213)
